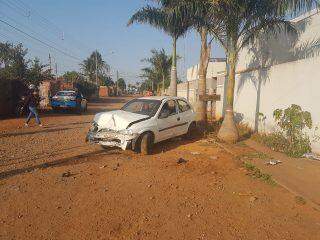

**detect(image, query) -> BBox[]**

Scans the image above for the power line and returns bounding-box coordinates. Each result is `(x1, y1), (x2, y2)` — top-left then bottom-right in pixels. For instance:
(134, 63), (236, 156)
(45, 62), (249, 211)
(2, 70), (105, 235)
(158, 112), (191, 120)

(0, 0), (29, 17)
(0, 11), (84, 60)
(10, 0), (94, 53)
(0, 18), (83, 62)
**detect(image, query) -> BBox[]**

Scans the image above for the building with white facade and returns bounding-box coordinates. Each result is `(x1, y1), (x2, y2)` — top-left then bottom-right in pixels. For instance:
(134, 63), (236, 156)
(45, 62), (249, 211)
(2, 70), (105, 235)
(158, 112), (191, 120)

(177, 58), (226, 104)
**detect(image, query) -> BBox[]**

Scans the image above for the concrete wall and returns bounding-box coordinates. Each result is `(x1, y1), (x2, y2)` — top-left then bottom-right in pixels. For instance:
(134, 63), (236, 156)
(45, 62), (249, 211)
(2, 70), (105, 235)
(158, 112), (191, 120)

(218, 10), (320, 153)
(187, 61), (226, 82)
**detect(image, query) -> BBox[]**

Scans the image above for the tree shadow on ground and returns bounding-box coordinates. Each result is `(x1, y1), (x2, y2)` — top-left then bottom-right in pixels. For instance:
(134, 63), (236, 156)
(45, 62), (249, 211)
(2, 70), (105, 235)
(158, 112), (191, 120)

(0, 126), (83, 138)
(151, 134), (203, 155)
(0, 149), (120, 181)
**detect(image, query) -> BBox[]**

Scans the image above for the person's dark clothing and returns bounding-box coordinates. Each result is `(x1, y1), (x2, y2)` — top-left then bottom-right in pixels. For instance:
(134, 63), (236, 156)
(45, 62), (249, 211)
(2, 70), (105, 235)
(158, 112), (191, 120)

(24, 92), (39, 108)
(24, 91), (42, 125)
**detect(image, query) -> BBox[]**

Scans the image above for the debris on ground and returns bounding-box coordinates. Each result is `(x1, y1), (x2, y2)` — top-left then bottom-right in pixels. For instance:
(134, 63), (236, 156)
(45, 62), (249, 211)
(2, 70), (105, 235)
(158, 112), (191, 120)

(190, 152), (200, 155)
(266, 160), (282, 166)
(99, 165), (107, 169)
(177, 158), (188, 164)
(61, 171), (72, 178)
(249, 196), (258, 203)
(113, 163), (120, 171)
(303, 153), (320, 161)
(210, 156), (218, 160)
(237, 192), (253, 197)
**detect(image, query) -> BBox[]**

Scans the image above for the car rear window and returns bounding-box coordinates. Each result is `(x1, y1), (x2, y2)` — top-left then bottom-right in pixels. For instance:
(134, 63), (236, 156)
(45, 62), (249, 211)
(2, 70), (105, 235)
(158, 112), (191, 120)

(57, 91), (76, 97)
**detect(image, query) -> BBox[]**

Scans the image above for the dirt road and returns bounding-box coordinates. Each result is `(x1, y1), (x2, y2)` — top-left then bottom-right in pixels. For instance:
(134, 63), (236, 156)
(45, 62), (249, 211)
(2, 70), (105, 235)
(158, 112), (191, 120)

(1, 96), (320, 240)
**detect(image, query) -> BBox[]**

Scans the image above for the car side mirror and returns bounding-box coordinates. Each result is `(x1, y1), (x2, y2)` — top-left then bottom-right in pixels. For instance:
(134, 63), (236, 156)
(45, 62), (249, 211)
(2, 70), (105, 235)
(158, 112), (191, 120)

(159, 111), (169, 119)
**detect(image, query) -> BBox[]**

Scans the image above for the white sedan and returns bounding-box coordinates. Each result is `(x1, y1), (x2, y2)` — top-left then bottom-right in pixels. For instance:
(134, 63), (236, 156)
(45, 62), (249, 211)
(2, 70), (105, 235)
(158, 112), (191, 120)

(86, 96), (197, 154)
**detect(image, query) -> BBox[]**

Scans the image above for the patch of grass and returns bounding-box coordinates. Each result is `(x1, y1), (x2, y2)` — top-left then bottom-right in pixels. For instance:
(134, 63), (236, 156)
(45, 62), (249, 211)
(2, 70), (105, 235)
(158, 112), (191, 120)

(295, 196), (307, 205)
(236, 141), (247, 147)
(243, 161), (277, 186)
(252, 132), (311, 158)
(237, 123), (253, 141)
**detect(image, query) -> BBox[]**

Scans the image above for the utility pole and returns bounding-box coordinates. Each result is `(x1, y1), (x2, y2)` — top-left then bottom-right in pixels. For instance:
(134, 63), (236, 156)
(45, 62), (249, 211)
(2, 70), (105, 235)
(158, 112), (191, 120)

(116, 70), (119, 96)
(55, 63), (58, 80)
(48, 54), (52, 74)
(95, 50), (98, 86)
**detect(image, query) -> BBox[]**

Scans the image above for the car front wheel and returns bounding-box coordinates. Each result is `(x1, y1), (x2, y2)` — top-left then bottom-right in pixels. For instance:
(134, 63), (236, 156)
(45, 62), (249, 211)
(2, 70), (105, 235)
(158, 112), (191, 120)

(138, 132), (153, 155)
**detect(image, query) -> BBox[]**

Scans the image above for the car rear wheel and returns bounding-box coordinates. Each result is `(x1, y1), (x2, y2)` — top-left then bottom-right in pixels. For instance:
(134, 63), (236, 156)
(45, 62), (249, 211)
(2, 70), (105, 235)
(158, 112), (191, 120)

(138, 132), (153, 155)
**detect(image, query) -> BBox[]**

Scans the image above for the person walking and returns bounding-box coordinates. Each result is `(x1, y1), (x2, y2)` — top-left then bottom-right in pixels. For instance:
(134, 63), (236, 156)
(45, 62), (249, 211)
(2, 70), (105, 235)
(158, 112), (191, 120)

(24, 84), (42, 127)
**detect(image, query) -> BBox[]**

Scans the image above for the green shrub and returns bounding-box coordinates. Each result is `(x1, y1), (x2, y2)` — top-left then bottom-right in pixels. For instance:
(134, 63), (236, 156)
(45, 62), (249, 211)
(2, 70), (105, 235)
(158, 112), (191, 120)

(253, 105), (312, 157)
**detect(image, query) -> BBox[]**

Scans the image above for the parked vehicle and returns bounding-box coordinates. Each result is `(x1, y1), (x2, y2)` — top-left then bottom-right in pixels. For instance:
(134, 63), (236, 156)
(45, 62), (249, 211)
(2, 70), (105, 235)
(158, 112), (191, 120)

(86, 96), (197, 155)
(51, 90), (87, 113)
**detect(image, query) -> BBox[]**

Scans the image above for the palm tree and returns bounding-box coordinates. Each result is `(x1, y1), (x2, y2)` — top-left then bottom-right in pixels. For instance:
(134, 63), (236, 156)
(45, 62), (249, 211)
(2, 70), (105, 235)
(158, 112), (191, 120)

(162, 0), (223, 127)
(80, 50), (110, 85)
(164, 0), (316, 141)
(212, 0), (318, 143)
(128, 4), (191, 96)
(141, 49), (172, 94)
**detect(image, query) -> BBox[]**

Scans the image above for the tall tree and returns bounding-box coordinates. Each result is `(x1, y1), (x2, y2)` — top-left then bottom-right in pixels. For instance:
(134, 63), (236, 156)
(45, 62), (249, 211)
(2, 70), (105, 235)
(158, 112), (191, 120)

(80, 50), (110, 85)
(162, 0), (223, 127)
(128, 3), (191, 96)
(141, 48), (172, 94)
(0, 42), (28, 81)
(63, 71), (82, 83)
(117, 78), (126, 92)
(211, 0), (318, 143)
(26, 58), (52, 86)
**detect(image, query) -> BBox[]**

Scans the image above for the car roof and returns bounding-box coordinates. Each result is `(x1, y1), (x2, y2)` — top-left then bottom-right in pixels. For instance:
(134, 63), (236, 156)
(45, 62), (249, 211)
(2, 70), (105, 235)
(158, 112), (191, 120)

(57, 90), (76, 93)
(138, 96), (186, 101)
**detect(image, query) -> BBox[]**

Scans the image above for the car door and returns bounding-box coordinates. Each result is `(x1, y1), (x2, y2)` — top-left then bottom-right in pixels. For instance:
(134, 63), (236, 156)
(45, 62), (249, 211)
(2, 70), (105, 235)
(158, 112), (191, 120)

(176, 99), (193, 135)
(156, 100), (180, 142)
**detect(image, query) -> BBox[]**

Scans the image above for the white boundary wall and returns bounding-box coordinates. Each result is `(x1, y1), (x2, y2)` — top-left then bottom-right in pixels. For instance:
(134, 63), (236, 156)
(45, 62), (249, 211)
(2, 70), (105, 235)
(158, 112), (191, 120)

(229, 10), (320, 153)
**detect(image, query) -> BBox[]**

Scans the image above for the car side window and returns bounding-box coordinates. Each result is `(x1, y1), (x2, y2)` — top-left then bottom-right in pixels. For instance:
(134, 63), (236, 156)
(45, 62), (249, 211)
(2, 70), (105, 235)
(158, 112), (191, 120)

(177, 100), (191, 113)
(159, 100), (177, 118)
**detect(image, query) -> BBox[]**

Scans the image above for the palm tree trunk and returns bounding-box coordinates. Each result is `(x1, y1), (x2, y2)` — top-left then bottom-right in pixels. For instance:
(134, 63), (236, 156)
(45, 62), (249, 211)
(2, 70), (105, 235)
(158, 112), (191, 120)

(196, 28), (211, 129)
(217, 42), (239, 143)
(168, 36), (177, 96)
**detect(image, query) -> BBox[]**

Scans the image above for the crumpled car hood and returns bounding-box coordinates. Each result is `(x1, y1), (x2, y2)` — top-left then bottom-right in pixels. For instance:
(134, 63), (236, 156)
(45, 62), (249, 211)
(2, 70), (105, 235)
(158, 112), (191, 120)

(94, 110), (148, 131)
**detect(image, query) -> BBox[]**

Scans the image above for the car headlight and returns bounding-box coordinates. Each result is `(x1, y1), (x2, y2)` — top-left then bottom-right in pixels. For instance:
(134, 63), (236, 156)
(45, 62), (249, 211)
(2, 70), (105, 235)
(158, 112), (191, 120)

(90, 122), (98, 132)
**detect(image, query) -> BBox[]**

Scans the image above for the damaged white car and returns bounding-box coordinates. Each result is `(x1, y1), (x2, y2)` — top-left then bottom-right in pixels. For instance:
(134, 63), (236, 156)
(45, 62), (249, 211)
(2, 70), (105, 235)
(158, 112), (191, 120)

(86, 96), (197, 155)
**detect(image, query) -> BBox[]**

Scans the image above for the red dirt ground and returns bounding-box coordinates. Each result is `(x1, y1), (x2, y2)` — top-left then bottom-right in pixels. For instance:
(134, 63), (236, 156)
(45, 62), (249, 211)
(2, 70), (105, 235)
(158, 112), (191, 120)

(1, 96), (320, 240)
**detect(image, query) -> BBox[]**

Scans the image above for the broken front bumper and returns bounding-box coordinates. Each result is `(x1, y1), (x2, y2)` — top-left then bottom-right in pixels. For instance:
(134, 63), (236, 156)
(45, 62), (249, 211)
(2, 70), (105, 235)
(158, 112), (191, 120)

(86, 128), (138, 150)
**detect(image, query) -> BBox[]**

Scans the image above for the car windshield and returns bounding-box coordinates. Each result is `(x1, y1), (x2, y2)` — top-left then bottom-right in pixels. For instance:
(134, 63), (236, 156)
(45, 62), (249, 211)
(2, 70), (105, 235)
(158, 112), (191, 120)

(121, 99), (161, 117)
(56, 91), (76, 97)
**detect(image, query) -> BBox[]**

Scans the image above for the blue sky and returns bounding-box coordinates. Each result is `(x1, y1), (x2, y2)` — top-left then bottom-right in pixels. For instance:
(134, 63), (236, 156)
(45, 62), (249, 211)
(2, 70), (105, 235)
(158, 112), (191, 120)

(0, 0), (225, 83)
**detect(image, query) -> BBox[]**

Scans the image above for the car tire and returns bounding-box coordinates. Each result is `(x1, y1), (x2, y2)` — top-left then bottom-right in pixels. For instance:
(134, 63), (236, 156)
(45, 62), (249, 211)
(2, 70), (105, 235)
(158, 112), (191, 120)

(139, 132), (153, 155)
(185, 122), (197, 140)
